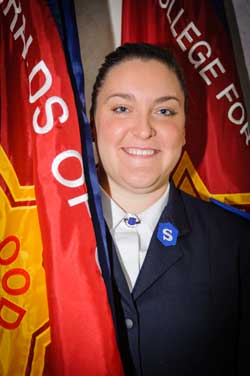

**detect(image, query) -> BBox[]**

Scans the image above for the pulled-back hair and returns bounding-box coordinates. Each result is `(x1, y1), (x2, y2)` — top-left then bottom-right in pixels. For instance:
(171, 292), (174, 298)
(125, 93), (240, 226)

(90, 42), (187, 121)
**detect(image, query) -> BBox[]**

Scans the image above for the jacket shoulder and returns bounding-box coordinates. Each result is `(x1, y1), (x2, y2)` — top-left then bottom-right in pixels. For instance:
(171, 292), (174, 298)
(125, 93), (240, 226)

(179, 188), (250, 231)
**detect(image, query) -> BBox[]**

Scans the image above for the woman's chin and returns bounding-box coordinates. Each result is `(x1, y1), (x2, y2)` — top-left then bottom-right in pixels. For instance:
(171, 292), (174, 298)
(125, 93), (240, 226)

(119, 175), (165, 194)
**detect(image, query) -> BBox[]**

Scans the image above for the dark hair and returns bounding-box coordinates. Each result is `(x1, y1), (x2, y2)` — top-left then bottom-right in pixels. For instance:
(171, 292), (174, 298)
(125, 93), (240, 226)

(90, 42), (187, 120)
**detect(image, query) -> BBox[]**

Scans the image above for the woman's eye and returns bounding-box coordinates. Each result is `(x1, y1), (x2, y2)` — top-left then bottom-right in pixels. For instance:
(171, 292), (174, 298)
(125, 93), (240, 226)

(113, 106), (129, 113)
(157, 108), (176, 116)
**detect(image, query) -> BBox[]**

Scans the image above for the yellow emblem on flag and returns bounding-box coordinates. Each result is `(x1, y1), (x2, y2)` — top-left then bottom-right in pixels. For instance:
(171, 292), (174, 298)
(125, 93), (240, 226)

(0, 146), (50, 376)
(173, 151), (250, 208)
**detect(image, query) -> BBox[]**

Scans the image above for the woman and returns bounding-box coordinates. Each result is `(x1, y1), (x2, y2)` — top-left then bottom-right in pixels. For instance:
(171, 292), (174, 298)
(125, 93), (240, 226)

(90, 43), (250, 376)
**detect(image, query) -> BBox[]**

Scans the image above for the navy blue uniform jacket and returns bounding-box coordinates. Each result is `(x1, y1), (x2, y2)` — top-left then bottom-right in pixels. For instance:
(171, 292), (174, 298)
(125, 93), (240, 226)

(107, 183), (250, 376)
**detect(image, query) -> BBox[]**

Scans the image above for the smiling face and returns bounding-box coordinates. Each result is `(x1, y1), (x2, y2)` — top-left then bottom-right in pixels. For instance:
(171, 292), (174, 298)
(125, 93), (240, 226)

(94, 58), (186, 200)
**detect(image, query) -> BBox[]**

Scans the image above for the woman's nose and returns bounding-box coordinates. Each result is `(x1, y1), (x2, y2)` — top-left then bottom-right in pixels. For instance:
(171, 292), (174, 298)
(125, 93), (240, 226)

(131, 113), (156, 139)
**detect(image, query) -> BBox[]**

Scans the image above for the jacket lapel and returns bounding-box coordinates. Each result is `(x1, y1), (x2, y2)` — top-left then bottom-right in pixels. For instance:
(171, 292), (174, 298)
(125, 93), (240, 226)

(106, 226), (134, 305)
(133, 183), (191, 300)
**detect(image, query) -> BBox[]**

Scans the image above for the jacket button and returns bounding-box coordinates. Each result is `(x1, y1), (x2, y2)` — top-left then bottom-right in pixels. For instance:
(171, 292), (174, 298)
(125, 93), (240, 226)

(125, 318), (134, 329)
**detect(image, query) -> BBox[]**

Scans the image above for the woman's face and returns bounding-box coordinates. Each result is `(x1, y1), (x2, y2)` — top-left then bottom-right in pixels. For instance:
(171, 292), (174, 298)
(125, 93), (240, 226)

(94, 58), (186, 196)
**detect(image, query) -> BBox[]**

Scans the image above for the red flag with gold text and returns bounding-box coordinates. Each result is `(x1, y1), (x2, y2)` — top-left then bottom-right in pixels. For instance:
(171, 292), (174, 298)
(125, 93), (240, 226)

(122, 0), (250, 213)
(0, 1), (123, 375)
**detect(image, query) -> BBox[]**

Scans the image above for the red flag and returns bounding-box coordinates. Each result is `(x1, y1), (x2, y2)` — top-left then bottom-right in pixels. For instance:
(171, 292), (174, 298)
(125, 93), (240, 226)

(0, 0), (123, 375)
(122, 0), (250, 212)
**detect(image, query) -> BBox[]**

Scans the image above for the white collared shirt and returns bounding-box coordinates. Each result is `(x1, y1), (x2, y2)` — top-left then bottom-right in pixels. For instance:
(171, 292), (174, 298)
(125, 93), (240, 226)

(101, 185), (170, 291)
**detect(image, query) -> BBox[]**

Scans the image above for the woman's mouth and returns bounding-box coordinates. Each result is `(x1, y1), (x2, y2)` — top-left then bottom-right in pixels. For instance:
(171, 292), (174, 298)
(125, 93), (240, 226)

(122, 147), (159, 157)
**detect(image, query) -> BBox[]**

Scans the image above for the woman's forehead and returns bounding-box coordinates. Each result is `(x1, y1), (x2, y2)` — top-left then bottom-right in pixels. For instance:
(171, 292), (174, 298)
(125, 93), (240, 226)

(105, 57), (173, 78)
(98, 58), (184, 98)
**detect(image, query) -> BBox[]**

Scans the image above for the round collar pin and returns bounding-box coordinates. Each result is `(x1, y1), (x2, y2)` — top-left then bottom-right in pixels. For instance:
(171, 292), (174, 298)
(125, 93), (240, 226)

(124, 214), (140, 228)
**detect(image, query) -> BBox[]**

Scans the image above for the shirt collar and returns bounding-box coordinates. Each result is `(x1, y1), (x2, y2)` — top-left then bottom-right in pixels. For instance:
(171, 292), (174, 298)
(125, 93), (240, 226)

(101, 184), (170, 232)
(139, 184), (170, 232)
(101, 188), (125, 229)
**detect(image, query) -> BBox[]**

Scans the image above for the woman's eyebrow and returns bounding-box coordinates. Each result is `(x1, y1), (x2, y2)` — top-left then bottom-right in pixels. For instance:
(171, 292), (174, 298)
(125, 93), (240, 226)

(104, 93), (135, 103)
(104, 93), (181, 104)
(154, 96), (180, 104)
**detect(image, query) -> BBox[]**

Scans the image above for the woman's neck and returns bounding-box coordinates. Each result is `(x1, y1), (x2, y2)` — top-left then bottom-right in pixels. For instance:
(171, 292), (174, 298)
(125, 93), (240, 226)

(100, 176), (168, 214)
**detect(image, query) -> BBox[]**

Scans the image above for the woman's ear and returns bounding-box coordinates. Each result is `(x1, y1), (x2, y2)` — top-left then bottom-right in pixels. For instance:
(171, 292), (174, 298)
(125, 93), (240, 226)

(182, 133), (186, 147)
(90, 117), (99, 164)
(90, 116), (97, 142)
(182, 123), (186, 147)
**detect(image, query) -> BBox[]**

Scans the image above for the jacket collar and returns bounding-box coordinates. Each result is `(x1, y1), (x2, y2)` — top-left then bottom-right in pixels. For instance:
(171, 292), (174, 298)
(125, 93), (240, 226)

(108, 182), (191, 301)
(132, 182), (191, 299)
